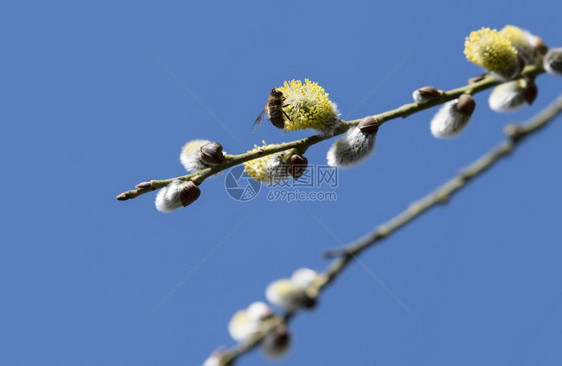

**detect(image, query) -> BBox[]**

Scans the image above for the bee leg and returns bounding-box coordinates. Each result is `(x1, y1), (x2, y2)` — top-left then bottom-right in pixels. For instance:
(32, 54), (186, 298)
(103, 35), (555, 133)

(283, 111), (290, 120)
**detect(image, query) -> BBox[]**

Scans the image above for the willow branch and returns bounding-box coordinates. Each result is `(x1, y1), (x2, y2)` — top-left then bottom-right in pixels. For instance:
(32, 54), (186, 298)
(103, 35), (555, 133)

(116, 65), (544, 201)
(218, 94), (562, 365)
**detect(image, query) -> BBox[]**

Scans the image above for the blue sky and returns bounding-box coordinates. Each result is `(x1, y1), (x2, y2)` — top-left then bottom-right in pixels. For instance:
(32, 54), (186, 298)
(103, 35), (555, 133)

(1, 1), (562, 365)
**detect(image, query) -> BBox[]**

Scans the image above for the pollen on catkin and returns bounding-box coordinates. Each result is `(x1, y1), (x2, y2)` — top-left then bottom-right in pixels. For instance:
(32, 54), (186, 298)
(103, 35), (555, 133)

(500, 25), (545, 65)
(464, 27), (522, 80)
(277, 79), (340, 134)
(242, 142), (291, 185)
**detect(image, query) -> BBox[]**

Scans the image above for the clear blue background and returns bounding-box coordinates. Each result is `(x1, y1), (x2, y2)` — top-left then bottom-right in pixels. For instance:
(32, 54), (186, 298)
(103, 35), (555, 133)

(1, 1), (561, 365)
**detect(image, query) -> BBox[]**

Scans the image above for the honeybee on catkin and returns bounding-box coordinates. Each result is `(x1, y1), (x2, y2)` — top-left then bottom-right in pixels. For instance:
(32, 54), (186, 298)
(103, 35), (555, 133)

(253, 89), (289, 131)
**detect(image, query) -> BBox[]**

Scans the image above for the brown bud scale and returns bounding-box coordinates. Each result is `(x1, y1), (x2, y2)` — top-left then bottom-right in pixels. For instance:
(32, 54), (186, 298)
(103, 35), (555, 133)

(287, 154), (308, 180)
(135, 181), (153, 190)
(179, 181), (201, 206)
(200, 142), (224, 165)
(456, 94), (476, 116)
(524, 80), (538, 105)
(417, 86), (442, 101)
(358, 116), (380, 135)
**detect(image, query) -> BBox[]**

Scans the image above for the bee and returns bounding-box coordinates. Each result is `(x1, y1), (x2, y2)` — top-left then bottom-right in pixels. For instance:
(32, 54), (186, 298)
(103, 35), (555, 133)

(253, 89), (290, 131)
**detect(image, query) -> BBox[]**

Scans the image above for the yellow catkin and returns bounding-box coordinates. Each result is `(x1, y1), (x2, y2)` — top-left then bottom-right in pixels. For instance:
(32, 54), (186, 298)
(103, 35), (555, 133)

(277, 79), (339, 133)
(464, 27), (520, 78)
(242, 141), (287, 182)
(501, 25), (542, 65)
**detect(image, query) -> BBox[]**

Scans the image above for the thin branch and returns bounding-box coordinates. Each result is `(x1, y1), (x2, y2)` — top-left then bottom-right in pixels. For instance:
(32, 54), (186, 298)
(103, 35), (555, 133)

(218, 94), (562, 365)
(116, 65), (544, 201)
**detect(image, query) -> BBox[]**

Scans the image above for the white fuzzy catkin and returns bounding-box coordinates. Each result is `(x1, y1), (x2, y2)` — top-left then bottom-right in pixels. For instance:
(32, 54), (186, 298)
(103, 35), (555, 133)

(488, 80), (527, 112)
(154, 180), (186, 213)
(290, 268), (320, 288)
(544, 48), (562, 75)
(228, 310), (258, 343)
(180, 139), (211, 172)
(412, 90), (429, 104)
(246, 301), (272, 322)
(430, 99), (472, 138)
(202, 354), (224, 366)
(265, 279), (310, 312)
(326, 127), (376, 168)
(228, 301), (272, 343)
(412, 87), (442, 105)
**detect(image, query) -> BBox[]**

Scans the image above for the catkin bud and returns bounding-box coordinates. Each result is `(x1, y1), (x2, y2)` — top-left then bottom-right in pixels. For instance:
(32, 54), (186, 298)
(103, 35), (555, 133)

(488, 79), (537, 112)
(533, 38), (548, 56)
(464, 27), (523, 81)
(543, 48), (562, 75)
(266, 279), (315, 311)
(154, 180), (200, 213)
(326, 117), (378, 168)
(500, 25), (546, 66)
(290, 268), (322, 289)
(243, 142), (292, 185)
(200, 142), (225, 165)
(228, 301), (274, 343)
(135, 181), (153, 190)
(412, 86), (443, 104)
(265, 268), (321, 311)
(277, 79), (341, 134)
(203, 350), (232, 366)
(286, 154), (308, 180)
(261, 324), (292, 359)
(180, 140), (226, 173)
(357, 116), (380, 134)
(430, 94), (475, 138)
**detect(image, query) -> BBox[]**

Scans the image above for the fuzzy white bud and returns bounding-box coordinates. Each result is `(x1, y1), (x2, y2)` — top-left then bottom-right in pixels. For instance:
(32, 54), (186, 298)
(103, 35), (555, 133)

(326, 117), (378, 168)
(154, 180), (200, 213)
(543, 48), (562, 76)
(266, 279), (314, 311)
(290, 268), (321, 289)
(488, 79), (537, 112)
(430, 95), (475, 138)
(412, 86), (442, 104)
(202, 356), (221, 366)
(228, 301), (273, 343)
(203, 350), (231, 366)
(180, 139), (211, 172)
(246, 301), (273, 322)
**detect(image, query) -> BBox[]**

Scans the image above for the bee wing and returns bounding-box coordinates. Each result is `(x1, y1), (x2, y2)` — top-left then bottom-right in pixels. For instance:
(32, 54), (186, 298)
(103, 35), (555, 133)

(252, 108), (268, 132)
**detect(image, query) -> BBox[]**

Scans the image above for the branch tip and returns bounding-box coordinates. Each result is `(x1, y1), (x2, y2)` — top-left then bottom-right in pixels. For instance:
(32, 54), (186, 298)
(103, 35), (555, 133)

(116, 193), (129, 201)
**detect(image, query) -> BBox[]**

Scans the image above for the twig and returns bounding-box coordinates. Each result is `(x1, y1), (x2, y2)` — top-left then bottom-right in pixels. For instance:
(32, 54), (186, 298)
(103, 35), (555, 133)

(116, 65), (544, 201)
(218, 94), (562, 365)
